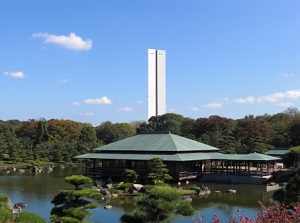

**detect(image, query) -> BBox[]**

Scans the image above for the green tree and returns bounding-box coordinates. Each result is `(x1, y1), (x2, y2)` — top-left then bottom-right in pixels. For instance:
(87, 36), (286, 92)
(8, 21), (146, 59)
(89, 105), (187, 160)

(120, 187), (194, 223)
(267, 113), (291, 147)
(289, 117), (300, 146)
(78, 123), (101, 153)
(180, 117), (195, 139)
(148, 158), (172, 184)
(0, 124), (21, 161)
(269, 167), (300, 204)
(148, 113), (185, 135)
(96, 121), (136, 144)
(50, 175), (103, 223)
(285, 146), (300, 168)
(35, 118), (48, 145)
(123, 169), (139, 182)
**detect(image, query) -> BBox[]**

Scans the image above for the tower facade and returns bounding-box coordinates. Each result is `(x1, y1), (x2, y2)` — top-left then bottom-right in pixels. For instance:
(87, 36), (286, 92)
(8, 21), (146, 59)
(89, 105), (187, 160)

(148, 49), (166, 120)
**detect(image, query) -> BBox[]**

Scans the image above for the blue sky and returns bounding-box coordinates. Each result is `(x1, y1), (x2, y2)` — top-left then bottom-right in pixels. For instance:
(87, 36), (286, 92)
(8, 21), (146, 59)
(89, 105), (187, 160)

(1, 1), (300, 126)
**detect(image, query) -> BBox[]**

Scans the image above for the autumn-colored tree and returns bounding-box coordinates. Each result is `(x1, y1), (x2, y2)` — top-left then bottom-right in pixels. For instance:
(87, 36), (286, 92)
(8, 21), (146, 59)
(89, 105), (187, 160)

(48, 119), (82, 143)
(234, 116), (271, 154)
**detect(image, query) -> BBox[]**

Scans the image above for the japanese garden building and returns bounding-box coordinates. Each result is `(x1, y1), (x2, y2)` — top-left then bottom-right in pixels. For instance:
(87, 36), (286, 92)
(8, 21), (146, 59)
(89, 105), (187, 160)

(75, 132), (281, 184)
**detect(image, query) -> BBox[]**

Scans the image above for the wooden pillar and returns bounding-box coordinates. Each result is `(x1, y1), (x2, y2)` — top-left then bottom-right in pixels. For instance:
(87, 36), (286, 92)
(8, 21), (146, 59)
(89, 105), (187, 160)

(226, 160), (229, 174)
(221, 160), (224, 173)
(93, 159), (96, 180)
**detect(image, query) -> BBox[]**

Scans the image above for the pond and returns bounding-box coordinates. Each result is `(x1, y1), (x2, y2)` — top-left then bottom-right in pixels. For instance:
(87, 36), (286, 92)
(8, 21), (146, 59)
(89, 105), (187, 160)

(0, 166), (275, 223)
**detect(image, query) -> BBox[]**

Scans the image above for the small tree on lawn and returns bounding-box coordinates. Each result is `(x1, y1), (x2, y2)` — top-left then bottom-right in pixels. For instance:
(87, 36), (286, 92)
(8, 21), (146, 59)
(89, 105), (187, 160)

(120, 186), (194, 223)
(123, 169), (139, 183)
(148, 157), (172, 185)
(50, 175), (103, 223)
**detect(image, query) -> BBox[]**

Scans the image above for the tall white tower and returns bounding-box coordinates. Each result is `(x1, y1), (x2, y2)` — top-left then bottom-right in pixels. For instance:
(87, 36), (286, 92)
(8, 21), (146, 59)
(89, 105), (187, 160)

(148, 49), (166, 120)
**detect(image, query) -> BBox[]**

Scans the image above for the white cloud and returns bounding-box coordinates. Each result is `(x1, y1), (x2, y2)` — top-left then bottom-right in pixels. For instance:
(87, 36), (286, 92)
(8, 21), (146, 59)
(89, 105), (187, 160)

(32, 32), (92, 50)
(117, 107), (134, 112)
(84, 96), (112, 105)
(188, 106), (200, 111)
(80, 112), (94, 116)
(232, 89), (300, 104)
(279, 72), (295, 78)
(4, 71), (25, 79)
(56, 78), (68, 85)
(277, 102), (294, 107)
(204, 103), (222, 109)
(233, 96), (256, 104)
(73, 102), (80, 106)
(136, 100), (143, 104)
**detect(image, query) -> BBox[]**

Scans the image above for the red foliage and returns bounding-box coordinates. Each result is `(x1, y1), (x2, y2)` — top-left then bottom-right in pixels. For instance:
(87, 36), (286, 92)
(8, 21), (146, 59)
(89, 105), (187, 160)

(192, 202), (300, 223)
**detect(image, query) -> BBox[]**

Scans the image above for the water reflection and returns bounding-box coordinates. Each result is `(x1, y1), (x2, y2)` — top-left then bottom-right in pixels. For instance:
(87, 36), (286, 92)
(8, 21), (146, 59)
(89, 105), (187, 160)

(0, 167), (274, 223)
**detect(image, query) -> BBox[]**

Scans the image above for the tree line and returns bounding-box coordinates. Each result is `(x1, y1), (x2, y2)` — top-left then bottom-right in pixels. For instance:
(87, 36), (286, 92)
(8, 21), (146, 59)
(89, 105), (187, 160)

(1, 107), (300, 163)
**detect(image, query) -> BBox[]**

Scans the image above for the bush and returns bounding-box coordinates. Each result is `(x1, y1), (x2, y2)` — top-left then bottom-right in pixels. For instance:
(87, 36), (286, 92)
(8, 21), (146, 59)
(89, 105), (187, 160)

(118, 183), (134, 190)
(18, 212), (47, 223)
(0, 193), (15, 222)
(109, 188), (120, 194)
(142, 185), (155, 190)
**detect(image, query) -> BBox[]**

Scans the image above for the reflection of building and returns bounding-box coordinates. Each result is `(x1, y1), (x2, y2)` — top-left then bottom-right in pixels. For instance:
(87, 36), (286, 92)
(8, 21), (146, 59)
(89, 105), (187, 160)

(148, 49), (166, 120)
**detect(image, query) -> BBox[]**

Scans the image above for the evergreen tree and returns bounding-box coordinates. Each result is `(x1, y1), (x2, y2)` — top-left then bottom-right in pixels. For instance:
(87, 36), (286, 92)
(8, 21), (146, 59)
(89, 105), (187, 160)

(120, 187), (194, 223)
(148, 158), (172, 184)
(50, 175), (103, 223)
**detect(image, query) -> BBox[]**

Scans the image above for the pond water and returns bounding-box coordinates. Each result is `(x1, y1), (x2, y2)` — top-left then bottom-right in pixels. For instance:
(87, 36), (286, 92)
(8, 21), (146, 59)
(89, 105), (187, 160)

(0, 166), (274, 223)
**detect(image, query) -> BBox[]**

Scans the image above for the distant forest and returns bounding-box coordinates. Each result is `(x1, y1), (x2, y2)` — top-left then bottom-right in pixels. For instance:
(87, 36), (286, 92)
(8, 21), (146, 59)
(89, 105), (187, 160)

(1, 107), (300, 163)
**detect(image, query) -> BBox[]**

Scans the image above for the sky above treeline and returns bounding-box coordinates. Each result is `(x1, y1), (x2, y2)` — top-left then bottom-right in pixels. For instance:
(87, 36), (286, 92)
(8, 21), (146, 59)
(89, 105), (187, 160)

(1, 1), (300, 126)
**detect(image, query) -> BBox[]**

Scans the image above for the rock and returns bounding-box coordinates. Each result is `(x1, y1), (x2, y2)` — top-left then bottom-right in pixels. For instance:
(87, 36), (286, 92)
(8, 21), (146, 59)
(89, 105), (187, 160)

(45, 166), (53, 173)
(103, 183), (112, 189)
(17, 169), (25, 173)
(227, 189), (236, 193)
(104, 204), (112, 209)
(132, 184), (143, 191)
(128, 187), (138, 194)
(100, 188), (111, 197)
(92, 187), (100, 192)
(182, 195), (192, 202)
(32, 166), (40, 173)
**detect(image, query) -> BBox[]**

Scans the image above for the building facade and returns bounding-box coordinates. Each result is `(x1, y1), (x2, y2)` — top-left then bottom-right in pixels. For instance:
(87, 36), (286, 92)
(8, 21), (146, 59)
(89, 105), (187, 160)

(148, 49), (166, 120)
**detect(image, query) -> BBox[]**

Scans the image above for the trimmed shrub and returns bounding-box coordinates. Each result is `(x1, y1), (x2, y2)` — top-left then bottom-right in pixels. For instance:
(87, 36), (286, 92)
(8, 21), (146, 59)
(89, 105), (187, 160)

(19, 212), (47, 223)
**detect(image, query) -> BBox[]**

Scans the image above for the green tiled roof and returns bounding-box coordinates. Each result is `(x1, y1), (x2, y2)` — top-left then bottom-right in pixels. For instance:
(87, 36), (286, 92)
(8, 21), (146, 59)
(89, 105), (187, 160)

(265, 149), (290, 156)
(210, 152), (281, 161)
(94, 132), (219, 152)
(75, 132), (280, 162)
(75, 152), (213, 162)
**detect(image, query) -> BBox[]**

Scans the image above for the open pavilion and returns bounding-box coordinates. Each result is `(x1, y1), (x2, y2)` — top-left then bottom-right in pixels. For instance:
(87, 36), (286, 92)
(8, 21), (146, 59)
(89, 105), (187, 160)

(75, 132), (281, 184)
